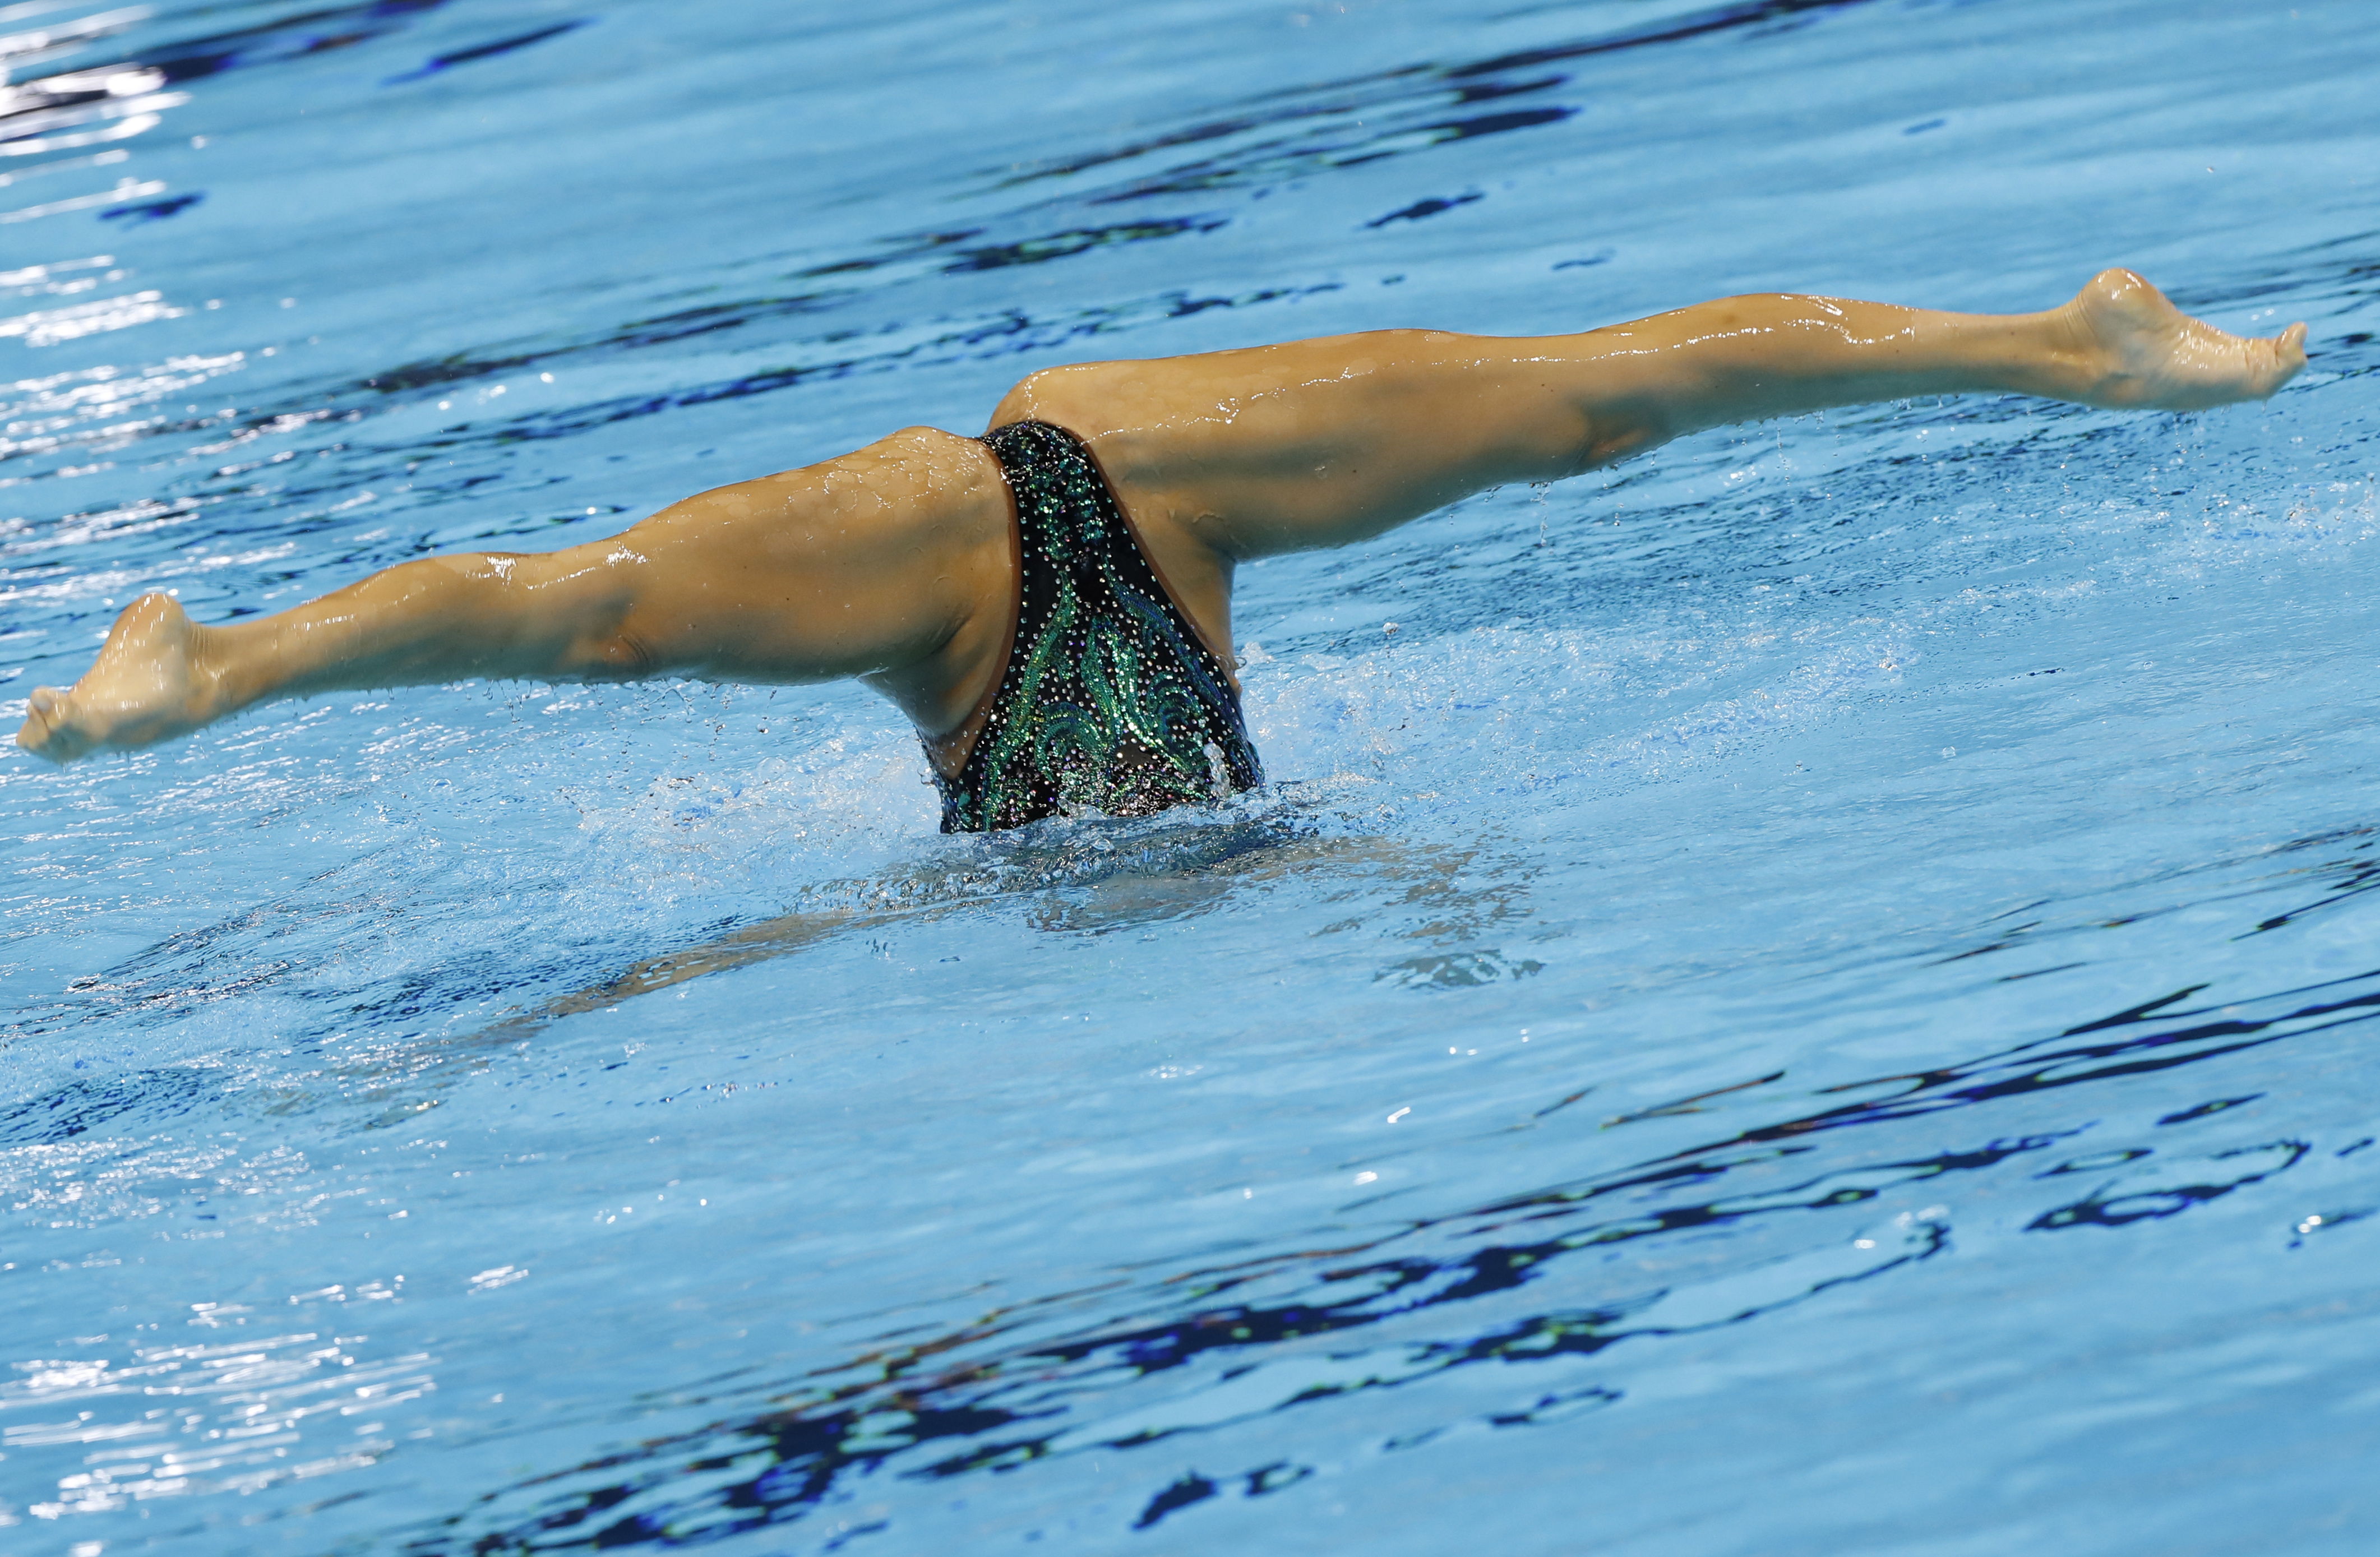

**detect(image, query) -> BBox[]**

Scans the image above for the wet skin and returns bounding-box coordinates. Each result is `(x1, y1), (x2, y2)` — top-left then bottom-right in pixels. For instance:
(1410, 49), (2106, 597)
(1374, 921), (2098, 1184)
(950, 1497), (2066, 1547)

(14, 270), (2308, 769)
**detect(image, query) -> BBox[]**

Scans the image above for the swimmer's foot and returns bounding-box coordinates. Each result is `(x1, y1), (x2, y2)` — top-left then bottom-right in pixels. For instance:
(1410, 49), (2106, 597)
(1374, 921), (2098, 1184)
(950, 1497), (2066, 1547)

(15, 593), (222, 764)
(2058, 267), (2307, 412)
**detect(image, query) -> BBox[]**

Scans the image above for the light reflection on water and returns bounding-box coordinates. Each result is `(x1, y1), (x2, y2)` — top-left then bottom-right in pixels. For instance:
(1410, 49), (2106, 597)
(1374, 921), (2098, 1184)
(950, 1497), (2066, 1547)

(4, 0), (2379, 1553)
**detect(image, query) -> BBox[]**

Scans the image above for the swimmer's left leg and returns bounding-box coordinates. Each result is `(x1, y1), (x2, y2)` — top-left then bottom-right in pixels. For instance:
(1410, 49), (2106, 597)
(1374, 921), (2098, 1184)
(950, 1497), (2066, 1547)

(16, 427), (1017, 763)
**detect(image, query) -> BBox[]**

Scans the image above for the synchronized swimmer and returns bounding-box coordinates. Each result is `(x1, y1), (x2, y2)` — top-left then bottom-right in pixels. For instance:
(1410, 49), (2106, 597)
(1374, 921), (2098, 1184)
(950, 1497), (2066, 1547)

(16, 270), (2305, 831)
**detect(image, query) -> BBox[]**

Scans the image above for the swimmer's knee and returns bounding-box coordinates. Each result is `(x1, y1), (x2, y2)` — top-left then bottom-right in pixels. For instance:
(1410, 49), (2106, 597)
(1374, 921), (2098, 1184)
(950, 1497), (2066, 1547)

(988, 362), (1122, 435)
(988, 367), (1058, 431)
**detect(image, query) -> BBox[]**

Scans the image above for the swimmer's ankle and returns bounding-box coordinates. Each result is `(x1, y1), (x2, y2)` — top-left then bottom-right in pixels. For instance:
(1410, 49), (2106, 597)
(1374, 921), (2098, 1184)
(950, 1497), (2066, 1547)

(89, 594), (230, 752)
(2054, 268), (2306, 412)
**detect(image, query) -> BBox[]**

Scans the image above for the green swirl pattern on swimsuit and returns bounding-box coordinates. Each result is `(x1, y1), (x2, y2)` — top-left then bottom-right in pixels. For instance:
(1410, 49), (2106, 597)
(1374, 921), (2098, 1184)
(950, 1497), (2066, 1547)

(930, 421), (1264, 833)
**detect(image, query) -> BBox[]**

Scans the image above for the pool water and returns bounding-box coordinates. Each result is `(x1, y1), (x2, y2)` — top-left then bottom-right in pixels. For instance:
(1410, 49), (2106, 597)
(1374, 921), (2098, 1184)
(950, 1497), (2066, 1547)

(4, 0), (2378, 1551)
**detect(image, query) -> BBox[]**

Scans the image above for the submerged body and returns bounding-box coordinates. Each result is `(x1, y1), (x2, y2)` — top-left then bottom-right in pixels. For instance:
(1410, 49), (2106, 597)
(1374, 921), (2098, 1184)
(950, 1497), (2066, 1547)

(15, 271), (2306, 828)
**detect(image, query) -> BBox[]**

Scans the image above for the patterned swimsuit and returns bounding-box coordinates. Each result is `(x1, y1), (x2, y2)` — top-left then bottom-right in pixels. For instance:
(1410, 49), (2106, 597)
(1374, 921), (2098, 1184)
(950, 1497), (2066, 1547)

(927, 421), (1264, 833)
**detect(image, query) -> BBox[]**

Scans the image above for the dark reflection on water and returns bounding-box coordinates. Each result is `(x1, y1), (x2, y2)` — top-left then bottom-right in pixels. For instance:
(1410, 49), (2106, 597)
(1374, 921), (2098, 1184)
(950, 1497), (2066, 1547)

(382, 20), (588, 87)
(2, 0), (1901, 510)
(382, 945), (2373, 1553)
(994, 0), (1881, 196)
(17, 0), (585, 98)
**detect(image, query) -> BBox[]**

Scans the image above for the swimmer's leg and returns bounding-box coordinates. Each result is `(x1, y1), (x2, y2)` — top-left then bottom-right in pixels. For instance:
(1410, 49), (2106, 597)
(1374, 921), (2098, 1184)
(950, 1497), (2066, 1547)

(17, 428), (1017, 762)
(1001, 269), (2307, 629)
(471, 907), (883, 1047)
(17, 269), (2304, 766)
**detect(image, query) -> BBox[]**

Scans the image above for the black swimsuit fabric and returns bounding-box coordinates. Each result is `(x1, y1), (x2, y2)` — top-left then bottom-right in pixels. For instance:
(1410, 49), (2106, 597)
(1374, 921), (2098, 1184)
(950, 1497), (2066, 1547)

(927, 421), (1263, 833)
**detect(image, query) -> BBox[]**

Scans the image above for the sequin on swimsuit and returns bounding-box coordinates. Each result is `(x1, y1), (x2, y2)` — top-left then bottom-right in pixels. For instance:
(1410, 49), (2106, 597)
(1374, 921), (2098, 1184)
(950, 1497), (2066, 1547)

(927, 421), (1264, 833)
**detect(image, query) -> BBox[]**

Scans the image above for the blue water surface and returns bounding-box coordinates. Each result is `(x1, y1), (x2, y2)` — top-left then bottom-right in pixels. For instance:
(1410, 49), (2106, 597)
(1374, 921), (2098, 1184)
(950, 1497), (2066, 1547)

(4, 0), (2378, 1551)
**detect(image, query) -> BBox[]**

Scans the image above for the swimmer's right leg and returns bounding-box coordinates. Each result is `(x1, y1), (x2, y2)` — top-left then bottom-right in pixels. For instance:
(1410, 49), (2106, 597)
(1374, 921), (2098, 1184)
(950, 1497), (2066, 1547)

(16, 427), (1018, 763)
(1006, 268), (2307, 580)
